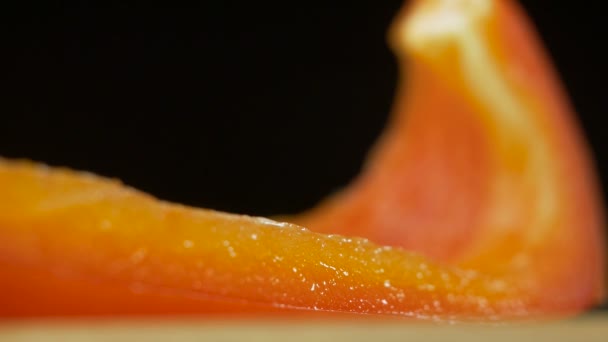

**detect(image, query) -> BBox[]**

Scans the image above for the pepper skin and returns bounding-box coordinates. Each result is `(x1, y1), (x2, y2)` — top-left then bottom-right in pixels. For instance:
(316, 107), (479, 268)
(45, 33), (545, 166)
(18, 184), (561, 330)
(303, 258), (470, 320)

(0, 0), (604, 320)
(292, 0), (605, 314)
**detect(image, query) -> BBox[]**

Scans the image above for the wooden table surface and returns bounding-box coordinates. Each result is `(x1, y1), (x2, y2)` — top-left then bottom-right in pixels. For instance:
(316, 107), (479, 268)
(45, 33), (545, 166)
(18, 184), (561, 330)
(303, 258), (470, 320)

(1, 313), (607, 342)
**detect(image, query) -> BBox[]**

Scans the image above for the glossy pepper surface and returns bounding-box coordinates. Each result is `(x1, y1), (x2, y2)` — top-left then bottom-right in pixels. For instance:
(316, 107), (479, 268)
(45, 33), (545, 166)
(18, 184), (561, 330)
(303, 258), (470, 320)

(0, 0), (605, 320)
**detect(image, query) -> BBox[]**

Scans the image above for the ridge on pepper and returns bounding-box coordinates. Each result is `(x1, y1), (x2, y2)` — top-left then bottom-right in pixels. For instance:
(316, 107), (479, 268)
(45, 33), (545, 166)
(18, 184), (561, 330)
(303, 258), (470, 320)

(0, 0), (605, 320)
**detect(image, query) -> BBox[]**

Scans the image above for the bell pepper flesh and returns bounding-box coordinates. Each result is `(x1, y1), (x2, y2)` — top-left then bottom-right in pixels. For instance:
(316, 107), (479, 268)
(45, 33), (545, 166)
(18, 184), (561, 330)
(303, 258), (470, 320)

(292, 0), (605, 312)
(0, 0), (605, 320)
(0, 160), (529, 320)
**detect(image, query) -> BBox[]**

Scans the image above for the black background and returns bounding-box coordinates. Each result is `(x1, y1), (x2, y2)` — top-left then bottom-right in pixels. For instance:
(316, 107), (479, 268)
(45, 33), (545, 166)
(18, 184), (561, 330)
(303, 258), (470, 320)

(4, 1), (608, 220)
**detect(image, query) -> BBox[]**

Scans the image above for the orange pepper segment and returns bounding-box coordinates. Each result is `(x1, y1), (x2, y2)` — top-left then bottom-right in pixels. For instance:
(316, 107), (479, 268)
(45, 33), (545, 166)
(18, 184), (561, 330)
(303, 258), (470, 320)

(292, 0), (605, 309)
(0, 0), (605, 320)
(1, 160), (526, 319)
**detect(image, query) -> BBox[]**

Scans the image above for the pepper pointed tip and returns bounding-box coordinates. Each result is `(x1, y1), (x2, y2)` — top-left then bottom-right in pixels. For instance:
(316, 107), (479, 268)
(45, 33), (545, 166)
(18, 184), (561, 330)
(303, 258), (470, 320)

(389, 0), (494, 60)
